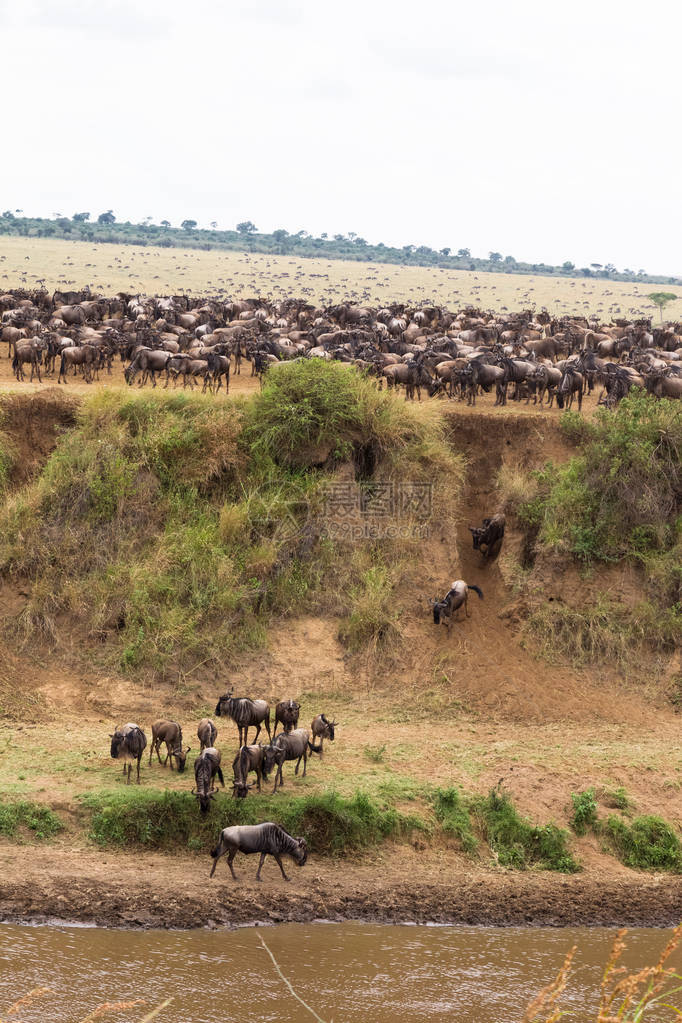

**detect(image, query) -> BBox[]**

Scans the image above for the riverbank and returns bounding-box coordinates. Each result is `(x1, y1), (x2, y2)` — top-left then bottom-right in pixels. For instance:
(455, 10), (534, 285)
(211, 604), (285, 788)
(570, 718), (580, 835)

(1, 844), (680, 930)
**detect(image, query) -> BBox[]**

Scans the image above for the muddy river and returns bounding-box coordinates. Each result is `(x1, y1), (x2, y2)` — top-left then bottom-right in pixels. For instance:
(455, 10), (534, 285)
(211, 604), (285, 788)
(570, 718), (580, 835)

(0, 922), (679, 1022)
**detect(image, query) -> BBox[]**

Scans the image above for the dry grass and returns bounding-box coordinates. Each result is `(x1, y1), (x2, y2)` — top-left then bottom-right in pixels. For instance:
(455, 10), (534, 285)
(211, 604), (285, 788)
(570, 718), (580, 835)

(496, 464), (538, 514)
(0, 235), (677, 317)
(522, 925), (682, 1022)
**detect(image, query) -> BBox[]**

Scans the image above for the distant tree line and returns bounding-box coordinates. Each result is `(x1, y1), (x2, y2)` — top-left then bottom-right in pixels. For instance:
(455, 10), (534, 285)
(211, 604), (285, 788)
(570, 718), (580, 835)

(0, 210), (677, 287)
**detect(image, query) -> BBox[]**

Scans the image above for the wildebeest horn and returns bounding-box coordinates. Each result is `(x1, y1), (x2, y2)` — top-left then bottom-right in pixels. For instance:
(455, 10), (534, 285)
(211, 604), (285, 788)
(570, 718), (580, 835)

(191, 787), (195, 794)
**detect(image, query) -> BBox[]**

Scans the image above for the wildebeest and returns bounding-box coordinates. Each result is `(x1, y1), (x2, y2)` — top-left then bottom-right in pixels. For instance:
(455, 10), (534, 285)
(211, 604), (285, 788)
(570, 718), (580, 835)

(431, 580), (484, 627)
(192, 747), (225, 814)
(231, 743), (265, 797)
(12, 338), (45, 382)
(58, 344), (100, 384)
(148, 720), (190, 772)
(197, 717), (218, 751)
(209, 822), (308, 881)
(310, 714), (336, 757)
(109, 723), (147, 784)
(272, 699), (300, 738)
(263, 728), (316, 793)
(124, 347), (171, 387)
(214, 691), (272, 746)
(555, 367), (584, 410)
(468, 514), (506, 559)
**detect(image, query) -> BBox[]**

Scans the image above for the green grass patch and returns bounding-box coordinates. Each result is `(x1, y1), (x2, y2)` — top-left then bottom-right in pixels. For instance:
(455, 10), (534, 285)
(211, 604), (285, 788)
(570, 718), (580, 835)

(601, 786), (632, 811)
(432, 787), (478, 854)
(470, 788), (578, 872)
(82, 788), (421, 856)
(570, 788), (599, 836)
(0, 800), (63, 840)
(602, 814), (682, 872)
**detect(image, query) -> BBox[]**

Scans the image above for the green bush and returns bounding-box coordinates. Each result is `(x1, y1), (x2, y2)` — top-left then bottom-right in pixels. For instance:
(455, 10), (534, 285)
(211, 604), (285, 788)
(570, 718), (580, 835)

(0, 800), (63, 840)
(470, 788), (578, 872)
(603, 815), (682, 872)
(82, 788), (419, 856)
(570, 788), (598, 835)
(523, 394), (682, 564)
(432, 787), (478, 854)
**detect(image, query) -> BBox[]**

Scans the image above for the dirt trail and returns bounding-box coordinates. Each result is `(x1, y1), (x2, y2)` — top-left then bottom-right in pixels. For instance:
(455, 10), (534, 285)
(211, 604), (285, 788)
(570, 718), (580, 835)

(385, 409), (657, 726)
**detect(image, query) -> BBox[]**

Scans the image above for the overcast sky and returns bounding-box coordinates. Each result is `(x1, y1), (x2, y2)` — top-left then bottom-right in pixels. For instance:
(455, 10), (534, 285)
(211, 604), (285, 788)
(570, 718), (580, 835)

(2, 0), (678, 274)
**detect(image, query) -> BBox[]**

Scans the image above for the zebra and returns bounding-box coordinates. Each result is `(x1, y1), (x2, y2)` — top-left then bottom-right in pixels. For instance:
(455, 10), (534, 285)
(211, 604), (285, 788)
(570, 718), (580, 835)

(214, 691), (271, 746)
(209, 822), (308, 881)
(109, 723), (147, 785)
(192, 747), (225, 814)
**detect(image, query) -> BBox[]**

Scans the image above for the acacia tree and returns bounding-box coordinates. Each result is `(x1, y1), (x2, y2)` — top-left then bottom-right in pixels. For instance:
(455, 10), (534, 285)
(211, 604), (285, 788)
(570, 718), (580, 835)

(97, 210), (115, 224)
(236, 220), (257, 234)
(181, 219), (197, 231)
(647, 292), (678, 323)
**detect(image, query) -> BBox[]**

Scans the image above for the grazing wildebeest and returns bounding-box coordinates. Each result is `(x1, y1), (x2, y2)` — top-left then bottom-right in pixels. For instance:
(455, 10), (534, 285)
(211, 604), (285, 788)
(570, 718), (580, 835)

(109, 723), (147, 784)
(310, 714), (336, 757)
(197, 717), (218, 751)
(263, 728), (316, 793)
(272, 699), (300, 738)
(192, 747), (225, 814)
(431, 580), (483, 628)
(214, 691), (271, 746)
(209, 822), (308, 881)
(468, 514), (506, 559)
(148, 720), (190, 772)
(231, 744), (266, 797)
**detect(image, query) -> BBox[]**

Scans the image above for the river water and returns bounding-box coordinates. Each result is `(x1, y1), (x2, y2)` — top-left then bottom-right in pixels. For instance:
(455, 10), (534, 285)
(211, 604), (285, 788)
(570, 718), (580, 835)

(0, 922), (679, 1022)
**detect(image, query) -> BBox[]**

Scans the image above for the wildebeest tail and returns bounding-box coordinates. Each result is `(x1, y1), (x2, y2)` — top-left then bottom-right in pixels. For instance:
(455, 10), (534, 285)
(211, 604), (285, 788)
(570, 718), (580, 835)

(216, 765), (225, 787)
(469, 585), (484, 600)
(308, 740), (323, 755)
(210, 843), (220, 858)
(433, 603), (441, 624)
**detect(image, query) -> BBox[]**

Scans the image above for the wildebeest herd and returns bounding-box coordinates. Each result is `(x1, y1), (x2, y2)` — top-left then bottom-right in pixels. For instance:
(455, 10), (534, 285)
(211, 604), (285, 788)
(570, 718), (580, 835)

(108, 691), (337, 881)
(2, 287), (682, 406)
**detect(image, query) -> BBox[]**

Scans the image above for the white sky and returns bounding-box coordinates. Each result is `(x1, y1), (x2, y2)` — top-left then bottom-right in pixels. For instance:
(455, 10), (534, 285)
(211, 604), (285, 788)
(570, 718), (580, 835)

(2, 0), (679, 274)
